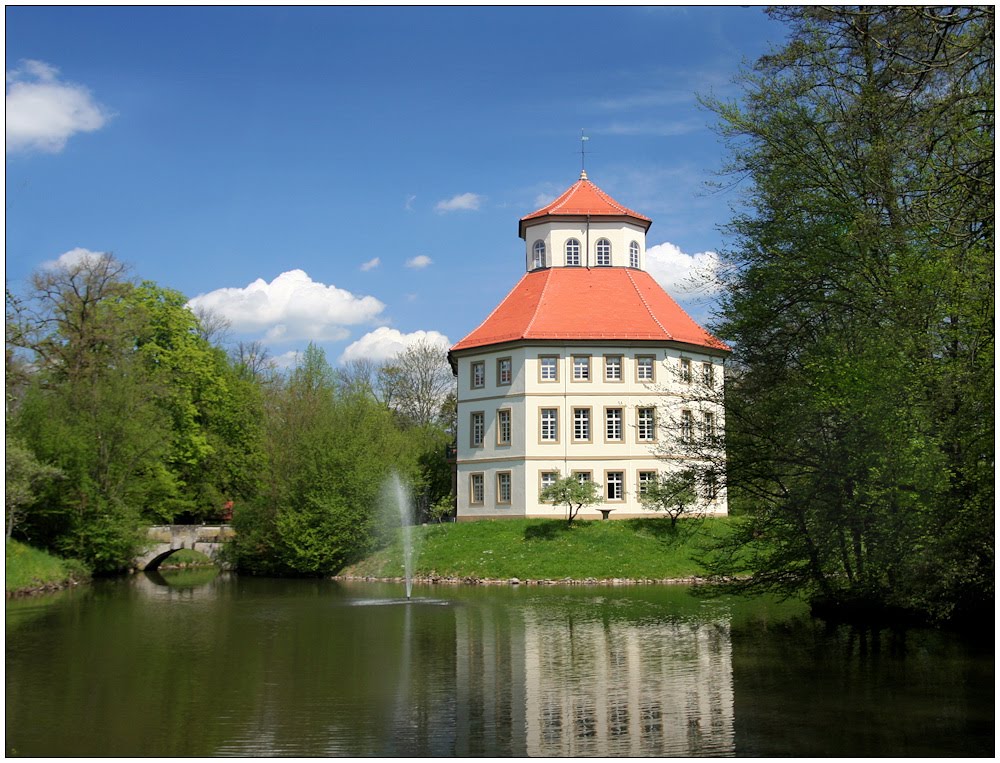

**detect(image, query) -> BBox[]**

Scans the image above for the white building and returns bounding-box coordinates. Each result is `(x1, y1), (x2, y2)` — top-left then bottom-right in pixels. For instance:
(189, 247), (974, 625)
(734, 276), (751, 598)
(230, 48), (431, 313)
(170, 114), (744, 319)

(448, 171), (729, 521)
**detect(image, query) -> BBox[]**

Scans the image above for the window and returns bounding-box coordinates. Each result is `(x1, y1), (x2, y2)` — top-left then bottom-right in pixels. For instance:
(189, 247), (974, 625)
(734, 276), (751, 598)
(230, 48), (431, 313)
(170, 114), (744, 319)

(540, 408), (559, 442)
(704, 470), (718, 500)
(637, 407), (656, 442)
(497, 471), (512, 504)
(532, 240), (546, 269)
(605, 407), (622, 441)
(497, 409), (512, 446)
(572, 355), (591, 381)
(565, 238), (581, 266)
(702, 362), (715, 387)
(470, 473), (485, 505)
(606, 471), (624, 501)
(629, 241), (640, 268)
(701, 411), (716, 440)
(680, 409), (694, 443)
(636, 355), (655, 382)
(604, 355), (623, 381)
(539, 355), (559, 382)
(596, 238), (612, 266)
(679, 358), (692, 384)
(573, 408), (591, 441)
(540, 471), (558, 499)
(574, 471), (592, 485)
(471, 361), (485, 389)
(497, 357), (512, 386)
(638, 470), (657, 497)
(471, 411), (485, 447)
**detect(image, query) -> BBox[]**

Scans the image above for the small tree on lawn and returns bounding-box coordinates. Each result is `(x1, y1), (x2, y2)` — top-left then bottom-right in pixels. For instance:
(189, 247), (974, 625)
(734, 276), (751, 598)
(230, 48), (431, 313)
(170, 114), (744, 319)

(640, 468), (699, 529)
(539, 473), (603, 526)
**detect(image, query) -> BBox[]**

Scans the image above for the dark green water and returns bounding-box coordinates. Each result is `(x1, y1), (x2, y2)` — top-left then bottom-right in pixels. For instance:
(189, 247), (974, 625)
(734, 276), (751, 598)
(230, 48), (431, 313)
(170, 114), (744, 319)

(5, 571), (993, 757)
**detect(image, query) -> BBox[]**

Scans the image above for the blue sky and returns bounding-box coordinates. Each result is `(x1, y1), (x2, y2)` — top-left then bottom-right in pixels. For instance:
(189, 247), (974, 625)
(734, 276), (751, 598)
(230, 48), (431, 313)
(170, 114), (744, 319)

(6, 6), (785, 367)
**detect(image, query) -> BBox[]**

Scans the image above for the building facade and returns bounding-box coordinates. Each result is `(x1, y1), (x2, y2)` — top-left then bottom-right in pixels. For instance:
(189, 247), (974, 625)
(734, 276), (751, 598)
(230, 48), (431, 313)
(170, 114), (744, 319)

(448, 172), (729, 521)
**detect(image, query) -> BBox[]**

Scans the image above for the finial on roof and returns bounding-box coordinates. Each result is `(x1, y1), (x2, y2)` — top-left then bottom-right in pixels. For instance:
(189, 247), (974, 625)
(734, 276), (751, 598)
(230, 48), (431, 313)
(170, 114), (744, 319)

(579, 169), (588, 180)
(579, 129), (589, 177)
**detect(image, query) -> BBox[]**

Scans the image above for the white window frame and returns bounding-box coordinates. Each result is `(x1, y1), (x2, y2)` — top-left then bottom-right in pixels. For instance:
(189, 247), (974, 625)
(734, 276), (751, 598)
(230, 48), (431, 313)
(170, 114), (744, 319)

(497, 408), (512, 446)
(471, 361), (485, 389)
(629, 240), (640, 268)
(637, 470), (657, 497)
(573, 407), (591, 442)
(702, 361), (715, 387)
(565, 238), (581, 266)
(497, 356), (512, 386)
(572, 355), (591, 382)
(679, 357), (692, 384)
(497, 471), (512, 505)
(596, 238), (612, 266)
(636, 355), (655, 382)
(471, 411), (485, 447)
(540, 408), (559, 443)
(605, 471), (624, 502)
(532, 240), (546, 269)
(539, 355), (559, 382)
(680, 409), (694, 444)
(604, 354), (623, 382)
(637, 407), (656, 442)
(605, 407), (623, 442)
(539, 471), (558, 500)
(470, 473), (485, 505)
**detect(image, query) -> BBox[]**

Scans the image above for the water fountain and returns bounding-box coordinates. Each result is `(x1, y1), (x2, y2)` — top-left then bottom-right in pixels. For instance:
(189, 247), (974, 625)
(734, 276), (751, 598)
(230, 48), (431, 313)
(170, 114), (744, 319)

(389, 471), (416, 600)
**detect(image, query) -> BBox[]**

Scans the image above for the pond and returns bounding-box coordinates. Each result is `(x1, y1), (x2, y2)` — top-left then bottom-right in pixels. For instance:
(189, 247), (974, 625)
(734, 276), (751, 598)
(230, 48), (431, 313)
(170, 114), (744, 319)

(5, 571), (993, 757)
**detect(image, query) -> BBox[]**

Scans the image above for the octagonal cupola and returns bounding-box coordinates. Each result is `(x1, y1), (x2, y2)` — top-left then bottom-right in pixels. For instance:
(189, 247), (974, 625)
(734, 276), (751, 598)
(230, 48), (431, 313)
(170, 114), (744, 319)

(519, 170), (652, 272)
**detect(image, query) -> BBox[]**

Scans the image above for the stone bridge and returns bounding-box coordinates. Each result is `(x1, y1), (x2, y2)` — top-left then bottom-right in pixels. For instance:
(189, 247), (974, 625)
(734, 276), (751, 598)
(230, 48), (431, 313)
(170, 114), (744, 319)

(134, 525), (236, 571)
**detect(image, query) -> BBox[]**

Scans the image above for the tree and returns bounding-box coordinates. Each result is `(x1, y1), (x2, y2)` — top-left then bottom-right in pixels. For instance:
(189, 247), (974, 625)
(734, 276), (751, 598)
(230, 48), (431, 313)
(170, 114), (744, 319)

(539, 473), (603, 526)
(702, 7), (993, 622)
(640, 469), (699, 529)
(377, 340), (455, 428)
(5, 435), (63, 539)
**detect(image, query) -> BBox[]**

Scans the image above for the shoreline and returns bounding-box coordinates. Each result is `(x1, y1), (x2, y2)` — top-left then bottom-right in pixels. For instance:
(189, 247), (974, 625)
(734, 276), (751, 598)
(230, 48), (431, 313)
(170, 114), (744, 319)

(332, 573), (716, 587)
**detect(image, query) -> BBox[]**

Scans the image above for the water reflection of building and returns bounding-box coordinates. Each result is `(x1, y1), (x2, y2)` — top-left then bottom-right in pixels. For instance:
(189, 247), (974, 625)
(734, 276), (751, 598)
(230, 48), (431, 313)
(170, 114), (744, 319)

(523, 613), (734, 756)
(454, 597), (735, 757)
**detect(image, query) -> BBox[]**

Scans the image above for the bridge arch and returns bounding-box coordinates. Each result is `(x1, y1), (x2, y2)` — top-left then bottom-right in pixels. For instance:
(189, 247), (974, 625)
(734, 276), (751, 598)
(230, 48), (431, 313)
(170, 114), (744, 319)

(134, 525), (235, 571)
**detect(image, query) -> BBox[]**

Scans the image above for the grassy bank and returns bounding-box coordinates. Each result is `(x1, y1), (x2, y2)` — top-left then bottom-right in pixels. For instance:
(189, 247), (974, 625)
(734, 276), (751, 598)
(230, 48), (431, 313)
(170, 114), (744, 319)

(5, 539), (90, 596)
(340, 516), (737, 582)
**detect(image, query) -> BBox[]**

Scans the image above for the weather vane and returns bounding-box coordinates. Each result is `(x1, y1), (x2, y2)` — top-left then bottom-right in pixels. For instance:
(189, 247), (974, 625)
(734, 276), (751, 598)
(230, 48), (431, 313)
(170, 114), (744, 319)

(580, 129), (590, 175)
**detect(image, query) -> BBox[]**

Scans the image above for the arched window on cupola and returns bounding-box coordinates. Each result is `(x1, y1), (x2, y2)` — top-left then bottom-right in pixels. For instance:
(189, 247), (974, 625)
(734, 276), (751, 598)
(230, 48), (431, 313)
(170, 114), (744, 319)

(629, 240), (640, 268)
(565, 238), (581, 266)
(596, 238), (612, 266)
(532, 240), (546, 269)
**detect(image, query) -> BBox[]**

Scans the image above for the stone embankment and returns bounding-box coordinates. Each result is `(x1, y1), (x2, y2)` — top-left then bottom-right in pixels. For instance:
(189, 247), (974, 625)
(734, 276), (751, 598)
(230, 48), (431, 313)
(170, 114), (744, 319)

(332, 573), (712, 587)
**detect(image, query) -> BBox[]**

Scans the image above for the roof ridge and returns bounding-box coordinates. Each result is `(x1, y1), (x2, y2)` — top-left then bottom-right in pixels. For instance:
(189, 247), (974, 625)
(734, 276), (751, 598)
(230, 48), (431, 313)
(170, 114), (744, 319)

(522, 267), (552, 336)
(624, 268), (673, 340)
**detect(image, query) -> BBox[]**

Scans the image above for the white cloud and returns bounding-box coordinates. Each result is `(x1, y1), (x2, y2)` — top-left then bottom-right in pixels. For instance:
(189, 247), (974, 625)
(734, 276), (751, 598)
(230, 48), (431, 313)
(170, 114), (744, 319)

(339, 327), (452, 364)
(42, 247), (106, 270)
(404, 194), (417, 211)
(6, 59), (111, 154)
(187, 269), (386, 344)
(435, 192), (482, 213)
(405, 255), (432, 269)
(359, 257), (381, 271)
(645, 241), (722, 296)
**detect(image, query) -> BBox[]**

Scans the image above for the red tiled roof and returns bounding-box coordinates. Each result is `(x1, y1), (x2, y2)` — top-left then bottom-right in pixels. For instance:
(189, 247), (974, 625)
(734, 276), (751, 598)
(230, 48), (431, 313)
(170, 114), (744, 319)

(519, 172), (652, 238)
(450, 268), (729, 353)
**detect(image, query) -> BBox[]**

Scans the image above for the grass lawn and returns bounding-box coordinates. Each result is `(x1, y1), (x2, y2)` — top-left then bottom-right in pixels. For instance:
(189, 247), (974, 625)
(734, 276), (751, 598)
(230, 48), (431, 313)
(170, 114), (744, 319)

(341, 516), (737, 581)
(5, 539), (89, 594)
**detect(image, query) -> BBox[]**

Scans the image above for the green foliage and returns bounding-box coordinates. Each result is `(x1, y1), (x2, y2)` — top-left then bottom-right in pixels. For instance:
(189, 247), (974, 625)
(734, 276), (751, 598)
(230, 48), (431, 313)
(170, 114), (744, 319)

(5, 539), (90, 593)
(539, 473), (603, 525)
(640, 469), (699, 528)
(230, 344), (417, 576)
(5, 434), (63, 539)
(704, 7), (994, 623)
